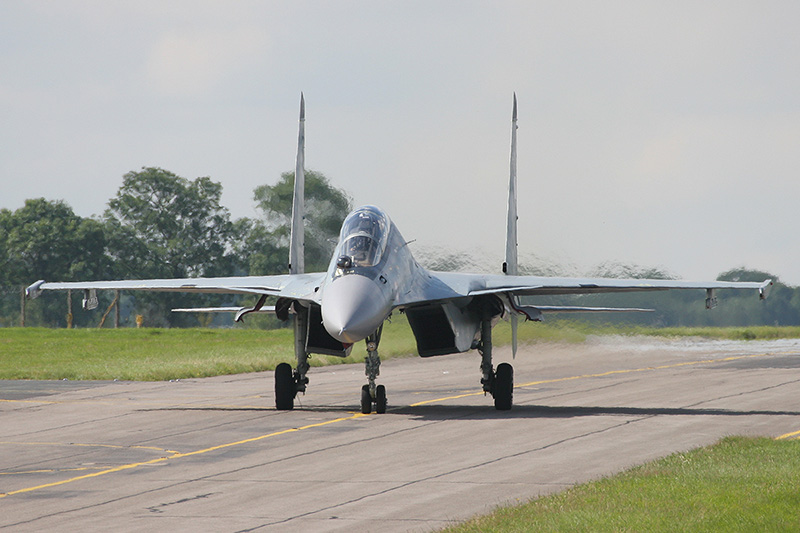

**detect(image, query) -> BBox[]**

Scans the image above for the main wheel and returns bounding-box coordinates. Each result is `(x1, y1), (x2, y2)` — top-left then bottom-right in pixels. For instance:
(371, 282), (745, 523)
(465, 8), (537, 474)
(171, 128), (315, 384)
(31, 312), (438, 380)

(360, 384), (372, 414)
(375, 384), (387, 414)
(494, 362), (513, 411)
(275, 362), (295, 410)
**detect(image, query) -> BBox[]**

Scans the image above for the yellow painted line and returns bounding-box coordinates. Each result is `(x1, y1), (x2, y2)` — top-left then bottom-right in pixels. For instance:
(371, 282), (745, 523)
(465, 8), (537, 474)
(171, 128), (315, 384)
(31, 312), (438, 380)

(166, 413), (368, 460)
(0, 412), (368, 499)
(411, 391), (485, 407)
(412, 352), (786, 407)
(1, 466), (100, 476)
(0, 399), (58, 405)
(776, 429), (800, 440)
(0, 441), (179, 454)
(516, 353), (776, 389)
(3, 350), (797, 497)
(0, 457), (170, 498)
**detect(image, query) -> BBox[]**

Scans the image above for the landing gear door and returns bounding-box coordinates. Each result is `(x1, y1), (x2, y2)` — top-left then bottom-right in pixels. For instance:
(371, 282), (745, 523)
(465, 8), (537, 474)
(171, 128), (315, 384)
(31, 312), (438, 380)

(306, 304), (353, 357)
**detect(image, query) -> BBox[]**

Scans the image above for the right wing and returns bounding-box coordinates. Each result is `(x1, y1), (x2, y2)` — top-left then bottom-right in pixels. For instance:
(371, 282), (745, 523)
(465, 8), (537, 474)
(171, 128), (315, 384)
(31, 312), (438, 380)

(397, 271), (773, 308)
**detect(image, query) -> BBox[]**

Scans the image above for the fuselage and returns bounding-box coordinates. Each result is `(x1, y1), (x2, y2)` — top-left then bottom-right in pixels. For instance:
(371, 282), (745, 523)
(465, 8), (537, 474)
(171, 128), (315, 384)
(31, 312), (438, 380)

(320, 205), (420, 344)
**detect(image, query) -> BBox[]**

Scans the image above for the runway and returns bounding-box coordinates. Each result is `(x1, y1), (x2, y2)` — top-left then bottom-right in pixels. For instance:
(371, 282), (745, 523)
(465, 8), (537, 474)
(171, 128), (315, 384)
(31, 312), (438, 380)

(3, 336), (800, 532)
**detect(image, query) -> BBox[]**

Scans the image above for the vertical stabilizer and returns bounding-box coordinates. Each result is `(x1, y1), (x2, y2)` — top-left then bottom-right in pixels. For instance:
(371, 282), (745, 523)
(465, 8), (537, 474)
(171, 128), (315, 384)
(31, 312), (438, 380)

(505, 93), (518, 277)
(289, 93), (305, 274)
(505, 93), (519, 357)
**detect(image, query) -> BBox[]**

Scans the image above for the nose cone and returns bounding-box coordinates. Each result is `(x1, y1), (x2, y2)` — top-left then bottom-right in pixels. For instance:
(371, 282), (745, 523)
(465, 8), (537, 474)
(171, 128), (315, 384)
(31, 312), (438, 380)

(322, 274), (392, 344)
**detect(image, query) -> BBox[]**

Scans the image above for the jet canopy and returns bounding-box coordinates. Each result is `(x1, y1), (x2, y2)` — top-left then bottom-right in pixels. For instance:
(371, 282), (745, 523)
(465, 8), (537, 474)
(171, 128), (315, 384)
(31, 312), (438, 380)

(337, 206), (390, 268)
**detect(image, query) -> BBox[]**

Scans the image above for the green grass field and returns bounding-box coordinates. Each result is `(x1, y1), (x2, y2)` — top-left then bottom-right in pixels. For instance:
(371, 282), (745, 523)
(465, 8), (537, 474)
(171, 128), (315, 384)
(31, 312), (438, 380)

(0, 317), (587, 381)
(2, 319), (799, 381)
(443, 436), (800, 532)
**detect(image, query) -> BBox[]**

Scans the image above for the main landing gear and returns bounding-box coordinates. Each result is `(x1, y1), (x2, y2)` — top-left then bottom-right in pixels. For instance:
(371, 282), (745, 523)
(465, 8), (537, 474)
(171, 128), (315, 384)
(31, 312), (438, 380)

(274, 355), (310, 411)
(477, 309), (514, 410)
(274, 305), (311, 411)
(360, 325), (387, 414)
(275, 303), (512, 412)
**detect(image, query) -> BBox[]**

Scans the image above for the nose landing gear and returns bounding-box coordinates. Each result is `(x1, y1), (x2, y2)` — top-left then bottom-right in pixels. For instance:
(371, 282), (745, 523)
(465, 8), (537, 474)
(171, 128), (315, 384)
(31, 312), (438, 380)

(361, 383), (387, 414)
(360, 326), (387, 414)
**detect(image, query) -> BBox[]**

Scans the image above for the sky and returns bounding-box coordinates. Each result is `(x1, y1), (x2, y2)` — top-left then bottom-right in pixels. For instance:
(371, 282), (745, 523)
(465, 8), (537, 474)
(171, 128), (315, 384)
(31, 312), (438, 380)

(2, 1), (799, 284)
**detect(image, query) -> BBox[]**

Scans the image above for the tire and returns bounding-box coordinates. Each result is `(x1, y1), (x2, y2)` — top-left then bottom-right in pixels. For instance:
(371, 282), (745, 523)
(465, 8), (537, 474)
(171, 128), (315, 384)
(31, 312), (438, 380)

(275, 363), (295, 410)
(375, 385), (387, 414)
(494, 362), (513, 411)
(360, 384), (372, 414)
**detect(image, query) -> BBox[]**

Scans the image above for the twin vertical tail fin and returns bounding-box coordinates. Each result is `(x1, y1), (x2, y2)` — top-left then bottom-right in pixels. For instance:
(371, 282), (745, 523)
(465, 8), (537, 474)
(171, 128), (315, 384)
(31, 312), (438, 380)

(504, 93), (519, 358)
(289, 93), (305, 275)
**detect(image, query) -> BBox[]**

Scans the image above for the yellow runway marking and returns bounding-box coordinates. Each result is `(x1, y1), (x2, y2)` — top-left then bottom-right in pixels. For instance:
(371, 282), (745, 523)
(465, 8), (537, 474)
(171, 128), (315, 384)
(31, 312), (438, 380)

(411, 352), (786, 407)
(3, 350), (797, 498)
(516, 352), (784, 389)
(0, 399), (58, 405)
(1, 467), (101, 476)
(0, 413), (368, 499)
(0, 441), (179, 454)
(776, 429), (800, 440)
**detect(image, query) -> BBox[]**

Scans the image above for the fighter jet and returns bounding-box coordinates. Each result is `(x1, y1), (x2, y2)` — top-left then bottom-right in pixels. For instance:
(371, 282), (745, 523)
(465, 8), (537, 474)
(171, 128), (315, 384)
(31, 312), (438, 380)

(26, 94), (772, 413)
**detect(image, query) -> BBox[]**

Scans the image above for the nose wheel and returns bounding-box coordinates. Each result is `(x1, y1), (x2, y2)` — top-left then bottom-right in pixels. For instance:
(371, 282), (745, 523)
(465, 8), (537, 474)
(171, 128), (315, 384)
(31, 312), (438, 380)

(360, 326), (387, 414)
(361, 384), (387, 414)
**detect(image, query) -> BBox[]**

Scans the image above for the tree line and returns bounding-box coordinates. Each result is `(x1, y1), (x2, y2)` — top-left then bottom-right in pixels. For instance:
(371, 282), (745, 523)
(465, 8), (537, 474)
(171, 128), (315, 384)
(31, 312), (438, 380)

(0, 167), (351, 327)
(1, 166), (795, 328)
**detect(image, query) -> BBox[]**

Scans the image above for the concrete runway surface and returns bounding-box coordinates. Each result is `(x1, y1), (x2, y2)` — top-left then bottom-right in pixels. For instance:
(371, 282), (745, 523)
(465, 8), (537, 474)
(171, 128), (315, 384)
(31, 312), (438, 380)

(3, 336), (800, 532)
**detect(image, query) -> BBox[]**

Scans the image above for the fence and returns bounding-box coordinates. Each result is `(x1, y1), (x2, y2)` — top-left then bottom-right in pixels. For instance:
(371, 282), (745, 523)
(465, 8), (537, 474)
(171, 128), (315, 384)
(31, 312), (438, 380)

(0, 286), (122, 328)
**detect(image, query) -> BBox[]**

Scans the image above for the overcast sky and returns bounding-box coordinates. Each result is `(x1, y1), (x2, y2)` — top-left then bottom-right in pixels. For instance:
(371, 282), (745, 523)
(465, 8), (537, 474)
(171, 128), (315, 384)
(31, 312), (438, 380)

(2, 2), (798, 284)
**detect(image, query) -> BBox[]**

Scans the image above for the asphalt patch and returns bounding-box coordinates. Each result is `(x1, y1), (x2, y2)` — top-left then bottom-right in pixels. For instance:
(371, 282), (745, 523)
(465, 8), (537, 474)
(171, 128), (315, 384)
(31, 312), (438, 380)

(0, 380), (113, 401)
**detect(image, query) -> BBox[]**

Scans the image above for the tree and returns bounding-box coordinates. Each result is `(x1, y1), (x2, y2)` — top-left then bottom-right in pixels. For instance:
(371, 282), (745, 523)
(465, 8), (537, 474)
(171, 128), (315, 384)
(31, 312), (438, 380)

(104, 168), (237, 326)
(716, 268), (799, 326)
(242, 170), (352, 274)
(0, 199), (109, 285)
(0, 198), (110, 326)
(105, 168), (235, 279)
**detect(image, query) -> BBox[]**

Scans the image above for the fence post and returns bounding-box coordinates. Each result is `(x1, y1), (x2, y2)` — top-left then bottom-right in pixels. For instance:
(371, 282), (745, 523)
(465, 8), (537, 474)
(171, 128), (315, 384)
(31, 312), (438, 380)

(114, 290), (120, 328)
(20, 286), (26, 327)
(67, 289), (73, 329)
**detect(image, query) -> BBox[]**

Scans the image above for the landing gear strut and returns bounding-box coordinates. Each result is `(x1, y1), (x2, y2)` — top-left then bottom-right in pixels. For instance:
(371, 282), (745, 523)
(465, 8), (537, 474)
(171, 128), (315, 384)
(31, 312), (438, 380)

(361, 325), (387, 414)
(274, 303), (311, 410)
(477, 308), (514, 410)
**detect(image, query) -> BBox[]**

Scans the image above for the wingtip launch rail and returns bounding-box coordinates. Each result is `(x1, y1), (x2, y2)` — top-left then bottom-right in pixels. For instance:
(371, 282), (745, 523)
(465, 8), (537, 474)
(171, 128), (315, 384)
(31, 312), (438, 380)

(26, 94), (772, 412)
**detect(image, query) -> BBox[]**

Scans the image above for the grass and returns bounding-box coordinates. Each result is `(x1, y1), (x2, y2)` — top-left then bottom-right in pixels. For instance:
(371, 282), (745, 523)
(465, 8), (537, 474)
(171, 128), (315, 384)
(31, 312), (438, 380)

(442, 436), (800, 532)
(0, 327), (291, 381)
(1, 319), (798, 381)
(0, 316), (586, 381)
(0, 319), (424, 381)
(573, 323), (800, 341)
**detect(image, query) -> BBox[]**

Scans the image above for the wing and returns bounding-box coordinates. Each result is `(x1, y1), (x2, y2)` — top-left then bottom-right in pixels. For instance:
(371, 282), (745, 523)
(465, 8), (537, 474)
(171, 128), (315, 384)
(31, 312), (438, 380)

(26, 273), (327, 304)
(396, 271), (772, 308)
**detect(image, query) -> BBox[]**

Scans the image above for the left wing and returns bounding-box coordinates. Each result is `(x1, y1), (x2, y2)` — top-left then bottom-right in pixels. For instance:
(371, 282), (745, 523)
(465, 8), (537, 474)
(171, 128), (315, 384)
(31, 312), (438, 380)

(26, 273), (327, 304)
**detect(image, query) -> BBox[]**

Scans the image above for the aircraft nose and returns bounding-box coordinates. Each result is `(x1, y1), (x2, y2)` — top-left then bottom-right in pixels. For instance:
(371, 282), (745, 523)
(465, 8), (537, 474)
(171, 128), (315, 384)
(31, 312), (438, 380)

(322, 274), (391, 344)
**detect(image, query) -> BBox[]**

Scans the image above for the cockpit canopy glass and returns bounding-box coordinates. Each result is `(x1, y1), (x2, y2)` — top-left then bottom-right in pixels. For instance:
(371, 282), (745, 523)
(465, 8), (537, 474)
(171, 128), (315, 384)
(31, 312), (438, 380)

(338, 206), (390, 268)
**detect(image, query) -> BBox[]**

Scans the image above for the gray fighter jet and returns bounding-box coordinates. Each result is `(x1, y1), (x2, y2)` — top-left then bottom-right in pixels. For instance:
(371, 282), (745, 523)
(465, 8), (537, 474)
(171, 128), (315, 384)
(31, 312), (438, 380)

(27, 95), (772, 413)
